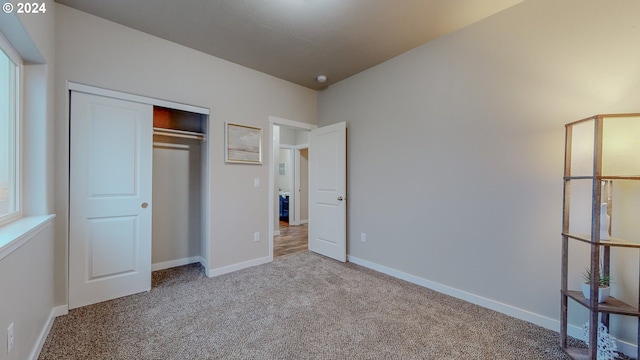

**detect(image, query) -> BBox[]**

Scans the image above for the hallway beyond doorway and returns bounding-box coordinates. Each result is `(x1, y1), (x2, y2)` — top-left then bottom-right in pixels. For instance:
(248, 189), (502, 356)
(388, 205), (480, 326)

(274, 221), (308, 258)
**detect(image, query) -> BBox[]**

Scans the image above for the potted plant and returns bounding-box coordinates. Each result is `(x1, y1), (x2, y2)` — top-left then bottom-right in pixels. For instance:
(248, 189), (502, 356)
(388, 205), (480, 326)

(581, 267), (611, 303)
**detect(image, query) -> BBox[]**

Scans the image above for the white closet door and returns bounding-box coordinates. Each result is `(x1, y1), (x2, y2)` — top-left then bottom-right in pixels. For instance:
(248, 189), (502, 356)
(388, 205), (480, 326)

(69, 92), (153, 309)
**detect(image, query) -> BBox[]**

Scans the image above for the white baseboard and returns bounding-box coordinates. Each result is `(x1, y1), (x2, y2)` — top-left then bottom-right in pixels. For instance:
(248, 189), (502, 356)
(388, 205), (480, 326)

(207, 255), (271, 278)
(274, 230), (281, 236)
(30, 305), (68, 360)
(347, 255), (637, 358)
(152, 256), (203, 271)
(52, 305), (68, 317)
(300, 219), (308, 225)
(610, 337), (637, 358)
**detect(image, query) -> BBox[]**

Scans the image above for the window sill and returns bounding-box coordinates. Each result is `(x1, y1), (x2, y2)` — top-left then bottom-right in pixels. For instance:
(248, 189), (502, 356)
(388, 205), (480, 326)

(0, 214), (56, 261)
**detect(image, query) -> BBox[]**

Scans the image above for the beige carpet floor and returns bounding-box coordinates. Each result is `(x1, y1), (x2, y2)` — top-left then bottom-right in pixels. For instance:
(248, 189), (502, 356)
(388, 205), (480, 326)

(41, 252), (596, 359)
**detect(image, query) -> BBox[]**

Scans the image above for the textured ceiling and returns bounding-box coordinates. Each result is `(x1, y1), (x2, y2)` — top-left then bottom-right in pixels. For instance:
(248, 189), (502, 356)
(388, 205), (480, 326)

(55, 0), (522, 90)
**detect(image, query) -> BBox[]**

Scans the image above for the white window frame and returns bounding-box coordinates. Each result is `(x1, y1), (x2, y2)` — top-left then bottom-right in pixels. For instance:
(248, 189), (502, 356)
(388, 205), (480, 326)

(0, 33), (22, 226)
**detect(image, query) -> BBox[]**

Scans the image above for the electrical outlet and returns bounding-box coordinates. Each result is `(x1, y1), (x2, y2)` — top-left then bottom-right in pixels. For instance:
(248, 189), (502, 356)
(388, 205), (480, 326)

(360, 233), (366, 242)
(254, 232), (260, 242)
(7, 322), (14, 353)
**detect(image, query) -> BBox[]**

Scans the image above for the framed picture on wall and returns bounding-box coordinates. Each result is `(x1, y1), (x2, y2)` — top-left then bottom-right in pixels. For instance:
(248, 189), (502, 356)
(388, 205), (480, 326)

(225, 122), (262, 164)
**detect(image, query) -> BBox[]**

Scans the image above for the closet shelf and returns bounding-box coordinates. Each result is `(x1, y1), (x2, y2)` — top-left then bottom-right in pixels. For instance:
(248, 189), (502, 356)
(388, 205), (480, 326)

(153, 127), (205, 141)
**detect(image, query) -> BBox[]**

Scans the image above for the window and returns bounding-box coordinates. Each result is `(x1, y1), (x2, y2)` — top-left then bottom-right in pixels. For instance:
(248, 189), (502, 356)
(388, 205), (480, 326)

(0, 34), (20, 225)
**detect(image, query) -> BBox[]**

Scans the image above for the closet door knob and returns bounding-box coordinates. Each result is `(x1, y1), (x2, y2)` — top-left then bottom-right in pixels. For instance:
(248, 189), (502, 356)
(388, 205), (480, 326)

(141, 202), (148, 208)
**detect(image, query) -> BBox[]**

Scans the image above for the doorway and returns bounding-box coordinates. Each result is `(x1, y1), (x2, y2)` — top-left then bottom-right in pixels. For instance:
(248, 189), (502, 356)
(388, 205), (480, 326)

(269, 118), (315, 259)
(274, 126), (309, 258)
(269, 117), (347, 262)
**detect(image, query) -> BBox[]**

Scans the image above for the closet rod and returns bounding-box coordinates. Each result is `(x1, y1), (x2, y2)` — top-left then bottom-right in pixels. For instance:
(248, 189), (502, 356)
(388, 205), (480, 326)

(153, 127), (205, 141)
(153, 142), (190, 150)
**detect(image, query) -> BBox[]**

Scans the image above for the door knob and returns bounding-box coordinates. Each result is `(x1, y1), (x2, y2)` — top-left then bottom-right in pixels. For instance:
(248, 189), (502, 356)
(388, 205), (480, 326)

(337, 196), (344, 201)
(141, 202), (148, 208)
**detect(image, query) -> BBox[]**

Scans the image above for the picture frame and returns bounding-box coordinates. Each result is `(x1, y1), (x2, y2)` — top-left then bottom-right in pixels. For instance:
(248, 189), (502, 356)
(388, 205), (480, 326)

(225, 122), (262, 164)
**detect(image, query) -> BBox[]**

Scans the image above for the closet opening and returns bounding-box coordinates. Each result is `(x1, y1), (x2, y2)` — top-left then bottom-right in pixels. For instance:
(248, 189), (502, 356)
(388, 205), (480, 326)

(152, 106), (208, 273)
(68, 83), (212, 309)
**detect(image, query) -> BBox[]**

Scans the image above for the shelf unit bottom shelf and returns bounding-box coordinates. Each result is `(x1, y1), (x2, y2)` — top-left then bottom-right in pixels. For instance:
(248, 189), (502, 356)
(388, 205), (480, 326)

(562, 290), (639, 359)
(562, 347), (590, 360)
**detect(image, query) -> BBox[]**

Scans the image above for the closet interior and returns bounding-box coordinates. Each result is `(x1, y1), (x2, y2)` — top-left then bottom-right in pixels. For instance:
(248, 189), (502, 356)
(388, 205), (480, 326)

(152, 106), (208, 271)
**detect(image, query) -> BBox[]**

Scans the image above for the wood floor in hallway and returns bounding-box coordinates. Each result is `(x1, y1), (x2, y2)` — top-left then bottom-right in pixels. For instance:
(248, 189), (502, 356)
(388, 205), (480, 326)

(274, 221), (308, 258)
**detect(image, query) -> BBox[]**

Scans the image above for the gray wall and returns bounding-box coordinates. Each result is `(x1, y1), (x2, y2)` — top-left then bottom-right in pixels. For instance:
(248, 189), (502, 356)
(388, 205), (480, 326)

(279, 127), (297, 147)
(318, 0), (640, 346)
(6, 0), (639, 356)
(54, 3), (317, 294)
(0, 1), (57, 359)
(0, 224), (55, 359)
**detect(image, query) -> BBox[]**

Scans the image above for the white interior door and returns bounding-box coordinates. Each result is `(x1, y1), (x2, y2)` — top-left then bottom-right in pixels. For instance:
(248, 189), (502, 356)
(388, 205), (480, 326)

(69, 92), (153, 309)
(309, 122), (346, 262)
